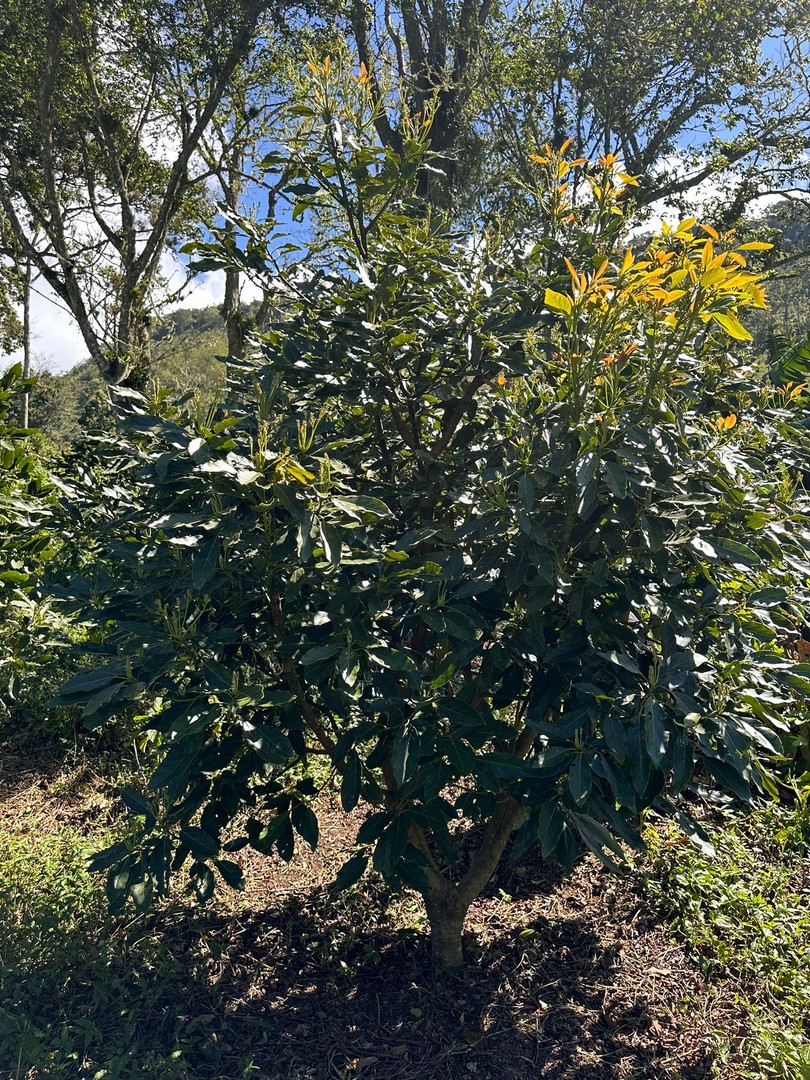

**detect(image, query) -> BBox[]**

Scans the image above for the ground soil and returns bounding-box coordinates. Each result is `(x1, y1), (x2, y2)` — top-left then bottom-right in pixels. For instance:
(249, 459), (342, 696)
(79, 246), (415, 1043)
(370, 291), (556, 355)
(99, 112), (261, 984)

(0, 737), (748, 1080)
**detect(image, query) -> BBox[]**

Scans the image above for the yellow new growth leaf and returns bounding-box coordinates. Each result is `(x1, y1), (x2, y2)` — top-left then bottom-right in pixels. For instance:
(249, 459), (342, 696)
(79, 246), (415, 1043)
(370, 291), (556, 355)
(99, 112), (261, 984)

(715, 414), (737, 430)
(744, 283), (768, 309)
(699, 223), (719, 240)
(737, 242), (773, 251)
(621, 249), (634, 274)
(699, 266), (726, 289)
(544, 288), (573, 316)
(712, 312), (752, 341)
(559, 136), (574, 153)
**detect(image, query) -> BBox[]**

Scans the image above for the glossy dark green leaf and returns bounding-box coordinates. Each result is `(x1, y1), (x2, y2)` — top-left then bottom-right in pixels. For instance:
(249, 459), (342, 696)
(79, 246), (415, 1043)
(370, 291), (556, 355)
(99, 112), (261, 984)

(568, 755), (592, 805)
(242, 722), (294, 765)
(644, 702), (667, 767)
(192, 536), (220, 590)
(391, 727), (417, 785)
(215, 859), (245, 890)
(341, 750), (362, 811)
(372, 814), (409, 878)
(602, 712), (626, 759)
(319, 522), (342, 566)
(538, 802), (566, 859)
(291, 803), (319, 850)
(331, 852), (368, 893)
(193, 864), (215, 903)
(180, 826), (220, 860)
(120, 788), (156, 830)
(573, 814), (628, 872)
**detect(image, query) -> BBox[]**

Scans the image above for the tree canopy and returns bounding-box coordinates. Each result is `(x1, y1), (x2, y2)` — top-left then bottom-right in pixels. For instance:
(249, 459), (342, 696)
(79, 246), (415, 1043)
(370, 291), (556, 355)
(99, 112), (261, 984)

(53, 74), (810, 964)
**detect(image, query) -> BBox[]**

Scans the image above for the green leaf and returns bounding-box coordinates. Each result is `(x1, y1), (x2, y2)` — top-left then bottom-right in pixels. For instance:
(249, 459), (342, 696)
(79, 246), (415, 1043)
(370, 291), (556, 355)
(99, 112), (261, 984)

(573, 814), (628, 872)
(568, 756), (592, 805)
(87, 842), (131, 874)
(291, 803), (319, 850)
(58, 662), (126, 697)
(331, 852), (368, 893)
(357, 810), (391, 845)
(538, 802), (566, 859)
(192, 537), (220, 590)
(391, 727), (416, 785)
(301, 643), (340, 665)
(602, 713), (626, 759)
(242, 722), (294, 765)
(674, 809), (715, 856)
(319, 522), (342, 566)
(147, 738), (198, 793)
(372, 814), (409, 878)
(215, 859), (245, 890)
(180, 826), (220, 860)
(644, 702), (667, 767)
(519, 473), (535, 511)
(120, 788), (156, 830)
(604, 461), (627, 499)
(505, 540), (530, 594)
(332, 495), (390, 520)
(193, 864), (215, 903)
(341, 750), (362, 811)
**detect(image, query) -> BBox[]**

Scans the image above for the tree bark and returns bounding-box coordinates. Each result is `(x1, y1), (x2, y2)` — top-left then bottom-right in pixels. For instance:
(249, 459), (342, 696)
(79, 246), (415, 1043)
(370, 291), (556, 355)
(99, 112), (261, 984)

(425, 891), (469, 967)
(21, 256), (31, 428)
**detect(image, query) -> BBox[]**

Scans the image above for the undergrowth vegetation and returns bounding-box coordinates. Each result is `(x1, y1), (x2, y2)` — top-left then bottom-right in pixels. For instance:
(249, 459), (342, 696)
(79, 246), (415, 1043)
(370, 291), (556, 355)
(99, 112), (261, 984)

(2, 789), (809, 1078)
(643, 795), (810, 1078)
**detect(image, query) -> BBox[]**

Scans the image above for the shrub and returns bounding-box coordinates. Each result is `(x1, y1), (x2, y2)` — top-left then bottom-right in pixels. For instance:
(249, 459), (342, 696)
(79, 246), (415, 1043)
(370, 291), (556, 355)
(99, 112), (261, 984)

(57, 64), (810, 965)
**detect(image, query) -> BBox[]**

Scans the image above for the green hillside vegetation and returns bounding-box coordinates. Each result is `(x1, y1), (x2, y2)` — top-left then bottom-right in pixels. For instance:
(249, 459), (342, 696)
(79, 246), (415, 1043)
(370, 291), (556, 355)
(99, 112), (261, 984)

(26, 306), (229, 444)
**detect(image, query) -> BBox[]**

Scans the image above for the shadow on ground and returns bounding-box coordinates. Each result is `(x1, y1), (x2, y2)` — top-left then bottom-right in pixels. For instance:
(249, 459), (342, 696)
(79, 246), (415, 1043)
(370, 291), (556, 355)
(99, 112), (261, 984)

(3, 839), (722, 1080)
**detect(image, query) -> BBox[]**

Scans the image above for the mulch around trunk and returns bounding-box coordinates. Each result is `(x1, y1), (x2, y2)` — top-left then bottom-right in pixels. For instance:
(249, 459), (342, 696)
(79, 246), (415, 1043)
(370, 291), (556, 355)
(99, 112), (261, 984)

(1, 748), (747, 1079)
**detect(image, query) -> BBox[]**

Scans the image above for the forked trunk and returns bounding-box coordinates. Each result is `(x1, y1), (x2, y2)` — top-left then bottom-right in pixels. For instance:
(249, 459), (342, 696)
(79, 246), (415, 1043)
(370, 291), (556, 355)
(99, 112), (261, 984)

(419, 790), (528, 967)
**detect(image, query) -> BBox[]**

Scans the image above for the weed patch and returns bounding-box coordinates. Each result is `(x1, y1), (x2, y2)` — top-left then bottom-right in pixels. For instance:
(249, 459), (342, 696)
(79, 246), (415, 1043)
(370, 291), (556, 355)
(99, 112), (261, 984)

(641, 796), (810, 1079)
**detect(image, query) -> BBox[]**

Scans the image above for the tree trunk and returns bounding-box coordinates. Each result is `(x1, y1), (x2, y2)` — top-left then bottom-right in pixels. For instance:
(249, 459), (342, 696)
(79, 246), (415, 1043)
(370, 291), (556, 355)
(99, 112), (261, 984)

(21, 256), (31, 428)
(223, 264), (245, 359)
(425, 891), (470, 967)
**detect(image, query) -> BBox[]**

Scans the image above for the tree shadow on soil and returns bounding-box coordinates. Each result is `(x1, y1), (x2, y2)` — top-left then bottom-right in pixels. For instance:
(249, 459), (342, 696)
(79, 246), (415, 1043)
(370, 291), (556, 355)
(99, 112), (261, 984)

(128, 868), (714, 1080)
(4, 850), (717, 1080)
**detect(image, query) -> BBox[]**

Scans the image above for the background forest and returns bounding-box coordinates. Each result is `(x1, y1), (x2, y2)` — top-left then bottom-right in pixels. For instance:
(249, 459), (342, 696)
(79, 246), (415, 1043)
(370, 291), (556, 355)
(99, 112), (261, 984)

(3, 1), (810, 1078)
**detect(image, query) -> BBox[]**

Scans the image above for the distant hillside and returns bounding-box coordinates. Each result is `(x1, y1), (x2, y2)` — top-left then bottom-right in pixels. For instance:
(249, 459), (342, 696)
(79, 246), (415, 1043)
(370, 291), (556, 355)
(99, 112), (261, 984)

(26, 306), (230, 445)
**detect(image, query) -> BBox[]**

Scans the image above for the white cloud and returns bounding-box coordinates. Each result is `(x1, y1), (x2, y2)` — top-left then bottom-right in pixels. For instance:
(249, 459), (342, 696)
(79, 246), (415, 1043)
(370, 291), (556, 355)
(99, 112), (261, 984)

(628, 153), (802, 236)
(5, 281), (86, 374)
(3, 250), (265, 374)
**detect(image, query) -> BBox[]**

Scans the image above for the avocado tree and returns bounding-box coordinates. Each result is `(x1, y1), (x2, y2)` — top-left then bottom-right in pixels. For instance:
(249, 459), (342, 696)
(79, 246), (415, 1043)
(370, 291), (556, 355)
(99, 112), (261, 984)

(57, 64), (810, 966)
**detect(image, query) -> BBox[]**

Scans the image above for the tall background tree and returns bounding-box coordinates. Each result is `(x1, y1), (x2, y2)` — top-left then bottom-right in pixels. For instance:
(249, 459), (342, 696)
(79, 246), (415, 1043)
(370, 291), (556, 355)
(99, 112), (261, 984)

(343, 0), (810, 230)
(0, 0), (276, 387)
